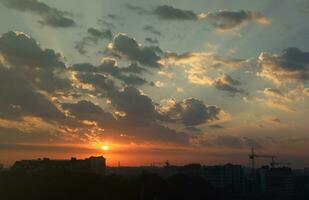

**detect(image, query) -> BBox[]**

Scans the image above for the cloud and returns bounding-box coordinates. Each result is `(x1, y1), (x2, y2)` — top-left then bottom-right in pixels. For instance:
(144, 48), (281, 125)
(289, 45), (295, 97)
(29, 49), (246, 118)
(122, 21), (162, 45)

(0, 31), (72, 122)
(213, 74), (246, 95)
(107, 87), (189, 144)
(255, 89), (295, 112)
(0, 67), (66, 122)
(109, 87), (162, 124)
(162, 98), (221, 126)
(144, 26), (162, 36)
(75, 28), (112, 55)
(75, 72), (117, 93)
(61, 87), (189, 145)
(72, 58), (147, 86)
(145, 37), (159, 44)
(208, 124), (224, 129)
(0, 0), (76, 28)
(153, 5), (198, 20)
(0, 126), (59, 143)
(0, 31), (65, 69)
(263, 88), (285, 98)
(214, 135), (261, 148)
(162, 52), (250, 68)
(62, 100), (116, 128)
(129, 5), (268, 31)
(108, 33), (162, 67)
(206, 10), (269, 31)
(258, 48), (309, 84)
(215, 135), (244, 148)
(0, 31), (71, 93)
(0, 31), (193, 146)
(125, 3), (148, 15)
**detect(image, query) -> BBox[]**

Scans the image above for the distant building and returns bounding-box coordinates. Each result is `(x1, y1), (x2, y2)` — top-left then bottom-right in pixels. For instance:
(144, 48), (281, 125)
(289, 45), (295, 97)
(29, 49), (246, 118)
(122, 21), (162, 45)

(203, 164), (245, 191)
(12, 156), (106, 175)
(258, 167), (294, 198)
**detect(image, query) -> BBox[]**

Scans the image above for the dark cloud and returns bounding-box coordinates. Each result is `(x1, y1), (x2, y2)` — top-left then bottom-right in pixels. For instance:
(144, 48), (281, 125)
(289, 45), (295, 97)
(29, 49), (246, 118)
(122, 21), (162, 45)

(75, 28), (112, 55)
(76, 72), (117, 93)
(105, 14), (122, 20)
(87, 28), (113, 41)
(0, 127), (59, 144)
(206, 10), (269, 31)
(62, 100), (116, 128)
(184, 126), (202, 133)
(125, 3), (148, 15)
(0, 31), (190, 146)
(259, 48), (309, 83)
(107, 87), (188, 144)
(108, 33), (162, 67)
(165, 98), (221, 126)
(153, 5), (198, 20)
(0, 31), (71, 93)
(213, 74), (246, 95)
(128, 5), (268, 31)
(0, 0), (76, 28)
(98, 58), (147, 86)
(62, 88), (189, 145)
(144, 25), (162, 36)
(145, 37), (159, 44)
(0, 31), (65, 68)
(0, 67), (66, 122)
(121, 63), (149, 74)
(208, 124), (224, 129)
(72, 59), (147, 86)
(97, 19), (116, 29)
(109, 87), (161, 125)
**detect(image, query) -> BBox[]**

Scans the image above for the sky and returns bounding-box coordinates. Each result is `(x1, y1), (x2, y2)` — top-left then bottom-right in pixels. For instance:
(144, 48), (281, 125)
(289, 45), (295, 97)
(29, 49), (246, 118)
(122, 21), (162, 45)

(0, 0), (308, 168)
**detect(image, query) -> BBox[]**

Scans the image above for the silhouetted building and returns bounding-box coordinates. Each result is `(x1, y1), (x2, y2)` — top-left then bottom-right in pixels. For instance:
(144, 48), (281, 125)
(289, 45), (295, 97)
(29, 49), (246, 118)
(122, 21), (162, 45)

(258, 167), (294, 198)
(203, 164), (245, 191)
(12, 156), (106, 175)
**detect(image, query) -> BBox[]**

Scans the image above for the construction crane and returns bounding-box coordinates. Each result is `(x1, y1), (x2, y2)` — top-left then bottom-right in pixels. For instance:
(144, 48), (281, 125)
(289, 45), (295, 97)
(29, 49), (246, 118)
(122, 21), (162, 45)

(249, 147), (292, 169)
(249, 147), (276, 169)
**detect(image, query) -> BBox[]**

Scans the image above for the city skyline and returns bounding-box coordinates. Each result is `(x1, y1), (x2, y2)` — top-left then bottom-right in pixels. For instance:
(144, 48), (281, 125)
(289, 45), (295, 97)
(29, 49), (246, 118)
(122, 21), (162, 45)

(0, 0), (308, 168)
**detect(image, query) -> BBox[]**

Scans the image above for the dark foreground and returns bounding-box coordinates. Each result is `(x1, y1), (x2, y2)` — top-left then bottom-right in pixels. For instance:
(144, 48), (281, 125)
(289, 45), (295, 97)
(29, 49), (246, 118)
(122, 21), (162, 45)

(0, 170), (308, 200)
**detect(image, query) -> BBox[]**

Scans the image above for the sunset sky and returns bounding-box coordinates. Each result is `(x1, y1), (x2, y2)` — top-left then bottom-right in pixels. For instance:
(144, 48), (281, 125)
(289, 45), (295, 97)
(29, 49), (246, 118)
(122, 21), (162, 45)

(0, 0), (308, 168)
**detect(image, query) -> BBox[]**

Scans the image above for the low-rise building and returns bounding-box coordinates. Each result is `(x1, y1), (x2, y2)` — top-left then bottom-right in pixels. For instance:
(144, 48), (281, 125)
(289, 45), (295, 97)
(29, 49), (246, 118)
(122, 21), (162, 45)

(12, 156), (106, 175)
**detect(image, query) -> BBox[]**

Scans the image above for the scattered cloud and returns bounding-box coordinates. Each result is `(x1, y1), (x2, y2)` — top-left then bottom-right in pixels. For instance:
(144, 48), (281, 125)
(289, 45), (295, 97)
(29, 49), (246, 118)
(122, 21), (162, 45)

(75, 28), (112, 55)
(107, 33), (163, 67)
(258, 48), (309, 84)
(72, 58), (148, 86)
(125, 3), (148, 15)
(144, 25), (162, 36)
(153, 5), (198, 20)
(213, 74), (246, 95)
(162, 98), (221, 127)
(0, 0), (76, 28)
(206, 10), (270, 31)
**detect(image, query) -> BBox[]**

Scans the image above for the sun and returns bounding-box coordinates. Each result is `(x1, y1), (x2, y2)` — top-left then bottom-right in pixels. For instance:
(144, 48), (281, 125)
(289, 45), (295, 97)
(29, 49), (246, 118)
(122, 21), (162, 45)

(101, 145), (109, 151)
